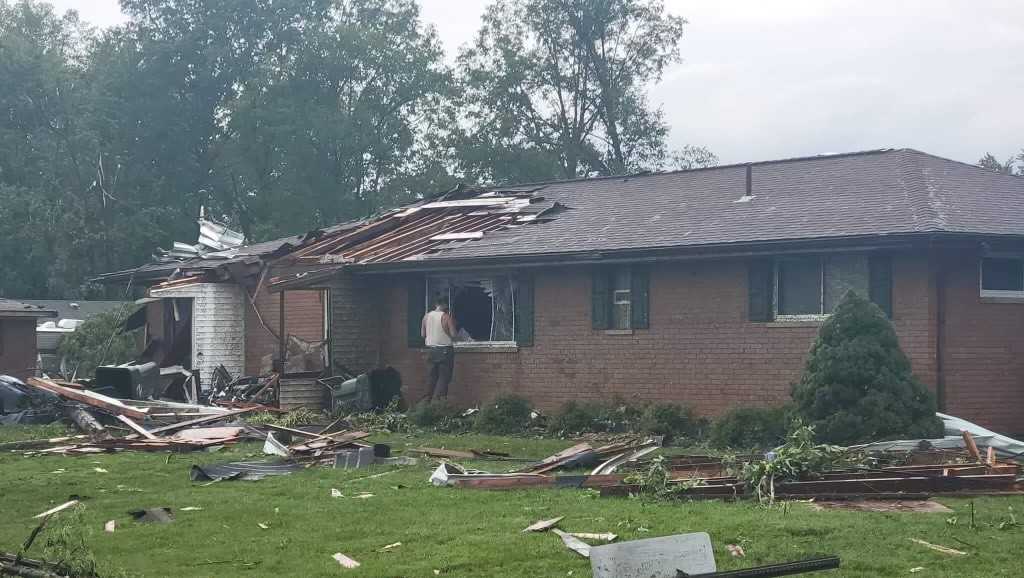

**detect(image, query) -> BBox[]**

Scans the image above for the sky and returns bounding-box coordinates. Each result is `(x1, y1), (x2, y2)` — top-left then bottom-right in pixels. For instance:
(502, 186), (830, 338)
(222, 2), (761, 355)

(45, 0), (1024, 166)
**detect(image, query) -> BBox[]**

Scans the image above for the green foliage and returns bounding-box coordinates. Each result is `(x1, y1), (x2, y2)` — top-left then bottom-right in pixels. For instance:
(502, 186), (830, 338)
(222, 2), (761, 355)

(637, 402), (706, 440)
(56, 309), (140, 379)
(246, 408), (323, 428)
(740, 425), (857, 505)
(37, 504), (100, 577)
(791, 291), (944, 445)
(347, 399), (412, 433)
(711, 406), (790, 450)
(546, 400), (639, 435)
(474, 394), (533, 434)
(408, 400), (468, 433)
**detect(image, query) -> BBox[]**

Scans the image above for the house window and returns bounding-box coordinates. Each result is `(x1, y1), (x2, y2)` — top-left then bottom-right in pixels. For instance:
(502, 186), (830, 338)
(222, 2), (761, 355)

(611, 268), (632, 330)
(427, 275), (516, 343)
(775, 254), (869, 317)
(980, 257), (1024, 296)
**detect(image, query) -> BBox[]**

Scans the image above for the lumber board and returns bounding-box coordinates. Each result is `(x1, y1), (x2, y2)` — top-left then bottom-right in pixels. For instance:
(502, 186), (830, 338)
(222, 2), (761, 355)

(138, 407), (256, 437)
(27, 377), (147, 420)
(115, 415), (157, 440)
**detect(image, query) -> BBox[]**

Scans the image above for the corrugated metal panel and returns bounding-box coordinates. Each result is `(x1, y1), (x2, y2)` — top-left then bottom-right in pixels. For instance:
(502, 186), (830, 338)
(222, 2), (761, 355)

(149, 283), (246, 388)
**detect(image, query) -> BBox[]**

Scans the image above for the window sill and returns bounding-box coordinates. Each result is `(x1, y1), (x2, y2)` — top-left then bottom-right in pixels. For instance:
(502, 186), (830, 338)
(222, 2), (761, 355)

(602, 329), (635, 336)
(765, 316), (828, 328)
(453, 342), (519, 353)
(979, 294), (1024, 304)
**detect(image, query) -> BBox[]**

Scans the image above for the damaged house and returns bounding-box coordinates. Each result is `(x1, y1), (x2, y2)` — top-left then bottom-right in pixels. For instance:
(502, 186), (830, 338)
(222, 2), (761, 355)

(94, 214), (338, 390)
(270, 149), (1024, 434)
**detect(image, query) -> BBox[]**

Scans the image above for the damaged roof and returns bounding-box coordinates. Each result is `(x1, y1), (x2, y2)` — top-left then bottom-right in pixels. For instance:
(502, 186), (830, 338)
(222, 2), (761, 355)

(275, 148), (1024, 283)
(420, 148), (1024, 264)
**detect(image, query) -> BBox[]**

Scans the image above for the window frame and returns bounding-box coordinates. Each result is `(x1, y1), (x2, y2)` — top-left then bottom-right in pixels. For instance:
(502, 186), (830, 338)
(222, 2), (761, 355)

(773, 254), (870, 320)
(979, 255), (1024, 299)
(424, 274), (518, 348)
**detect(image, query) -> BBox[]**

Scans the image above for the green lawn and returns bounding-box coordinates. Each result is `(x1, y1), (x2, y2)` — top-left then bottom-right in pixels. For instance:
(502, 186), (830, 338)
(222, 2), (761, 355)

(1, 426), (1022, 577)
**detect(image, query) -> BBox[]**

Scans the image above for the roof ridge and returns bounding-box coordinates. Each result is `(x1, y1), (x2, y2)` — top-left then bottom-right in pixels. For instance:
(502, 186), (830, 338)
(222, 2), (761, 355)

(486, 148), (901, 190)
(898, 147), (1024, 178)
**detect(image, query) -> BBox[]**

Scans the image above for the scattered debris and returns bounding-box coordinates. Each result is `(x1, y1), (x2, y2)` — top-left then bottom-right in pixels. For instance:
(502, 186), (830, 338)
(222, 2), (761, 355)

(811, 500), (953, 513)
(910, 567), (925, 573)
(179, 507), (203, 511)
(552, 529), (592, 558)
(910, 538), (968, 556)
(104, 520), (116, 533)
(726, 544), (745, 558)
(33, 500), (79, 520)
(522, 516), (564, 533)
(332, 553), (360, 569)
(331, 488), (343, 498)
(130, 508), (175, 524)
(257, 523), (269, 530)
(570, 532), (617, 543)
(590, 533), (716, 577)
(681, 556), (841, 577)
(378, 542), (401, 552)
(189, 459), (304, 482)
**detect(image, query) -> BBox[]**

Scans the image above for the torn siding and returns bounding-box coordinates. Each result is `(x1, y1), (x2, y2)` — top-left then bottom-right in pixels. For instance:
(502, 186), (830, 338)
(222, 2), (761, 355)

(149, 283), (245, 387)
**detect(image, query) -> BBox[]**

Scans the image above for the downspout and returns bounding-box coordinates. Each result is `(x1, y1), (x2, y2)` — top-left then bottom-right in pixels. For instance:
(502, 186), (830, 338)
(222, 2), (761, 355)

(935, 260), (947, 412)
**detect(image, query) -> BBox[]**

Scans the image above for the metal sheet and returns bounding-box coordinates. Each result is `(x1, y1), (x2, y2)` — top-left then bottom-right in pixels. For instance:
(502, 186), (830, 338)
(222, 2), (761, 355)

(589, 533), (716, 578)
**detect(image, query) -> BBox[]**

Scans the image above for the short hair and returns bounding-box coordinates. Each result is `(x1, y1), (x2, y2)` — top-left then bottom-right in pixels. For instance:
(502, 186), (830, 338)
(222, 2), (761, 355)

(435, 296), (448, 307)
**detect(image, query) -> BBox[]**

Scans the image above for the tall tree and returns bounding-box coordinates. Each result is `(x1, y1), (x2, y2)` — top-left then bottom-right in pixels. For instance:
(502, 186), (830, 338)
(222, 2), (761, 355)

(978, 151), (1022, 175)
(215, 0), (451, 238)
(456, 0), (707, 183)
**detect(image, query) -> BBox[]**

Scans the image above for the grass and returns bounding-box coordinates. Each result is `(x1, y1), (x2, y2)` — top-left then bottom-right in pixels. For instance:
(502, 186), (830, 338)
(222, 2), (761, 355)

(1, 426), (1022, 577)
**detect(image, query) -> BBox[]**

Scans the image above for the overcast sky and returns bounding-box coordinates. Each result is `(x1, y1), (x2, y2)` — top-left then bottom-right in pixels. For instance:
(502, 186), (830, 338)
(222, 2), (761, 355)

(45, 0), (1024, 165)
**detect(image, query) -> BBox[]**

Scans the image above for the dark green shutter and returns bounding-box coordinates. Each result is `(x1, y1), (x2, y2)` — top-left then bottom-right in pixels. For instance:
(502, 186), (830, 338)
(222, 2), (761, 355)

(748, 259), (775, 322)
(869, 254), (893, 318)
(407, 276), (425, 348)
(514, 276), (535, 346)
(591, 268), (611, 330)
(630, 266), (650, 329)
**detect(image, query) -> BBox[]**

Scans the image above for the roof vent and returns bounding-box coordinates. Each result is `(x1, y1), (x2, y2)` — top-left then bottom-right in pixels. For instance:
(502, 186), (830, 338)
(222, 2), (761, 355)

(734, 164), (756, 203)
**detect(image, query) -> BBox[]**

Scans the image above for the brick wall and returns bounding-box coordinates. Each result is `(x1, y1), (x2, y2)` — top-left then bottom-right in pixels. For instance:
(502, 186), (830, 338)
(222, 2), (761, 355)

(244, 288), (325, 375)
(372, 252), (942, 420)
(0, 318), (40, 380)
(941, 249), (1024, 434)
(328, 273), (384, 375)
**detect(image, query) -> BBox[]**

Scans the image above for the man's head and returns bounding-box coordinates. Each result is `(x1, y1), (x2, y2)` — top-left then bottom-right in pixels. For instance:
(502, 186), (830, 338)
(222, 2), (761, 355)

(434, 296), (449, 312)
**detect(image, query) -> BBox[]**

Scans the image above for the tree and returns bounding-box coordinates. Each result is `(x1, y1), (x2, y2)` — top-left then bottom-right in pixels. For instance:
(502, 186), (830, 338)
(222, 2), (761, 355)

(57, 308), (141, 379)
(978, 151), (1024, 175)
(791, 291), (943, 445)
(456, 0), (707, 182)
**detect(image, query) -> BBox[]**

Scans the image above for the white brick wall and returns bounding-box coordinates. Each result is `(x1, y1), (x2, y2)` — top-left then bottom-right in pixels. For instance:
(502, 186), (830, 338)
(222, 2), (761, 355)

(150, 282), (246, 388)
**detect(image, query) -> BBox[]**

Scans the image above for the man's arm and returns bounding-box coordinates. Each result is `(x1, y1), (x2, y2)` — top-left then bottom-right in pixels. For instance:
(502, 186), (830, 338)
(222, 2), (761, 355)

(442, 313), (456, 339)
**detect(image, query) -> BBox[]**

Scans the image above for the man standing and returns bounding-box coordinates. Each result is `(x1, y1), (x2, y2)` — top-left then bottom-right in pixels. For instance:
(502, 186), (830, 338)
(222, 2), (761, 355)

(421, 297), (456, 400)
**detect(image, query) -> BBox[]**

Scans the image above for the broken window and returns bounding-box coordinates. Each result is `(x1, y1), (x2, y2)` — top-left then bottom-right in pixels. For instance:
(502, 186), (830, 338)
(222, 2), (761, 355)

(981, 257), (1024, 294)
(427, 275), (516, 343)
(776, 254), (869, 316)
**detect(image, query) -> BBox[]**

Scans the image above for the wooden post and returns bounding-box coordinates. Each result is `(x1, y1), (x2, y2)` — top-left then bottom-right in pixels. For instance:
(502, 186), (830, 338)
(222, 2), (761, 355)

(63, 405), (110, 441)
(277, 290), (286, 373)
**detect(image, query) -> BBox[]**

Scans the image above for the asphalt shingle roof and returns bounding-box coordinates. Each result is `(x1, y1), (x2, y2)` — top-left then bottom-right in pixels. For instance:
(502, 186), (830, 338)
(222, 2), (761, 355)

(0, 299), (57, 318)
(422, 148), (1024, 262)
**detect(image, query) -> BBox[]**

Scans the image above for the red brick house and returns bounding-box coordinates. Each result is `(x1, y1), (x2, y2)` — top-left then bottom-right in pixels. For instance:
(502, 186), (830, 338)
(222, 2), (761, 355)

(271, 149), (1024, 434)
(0, 299), (56, 380)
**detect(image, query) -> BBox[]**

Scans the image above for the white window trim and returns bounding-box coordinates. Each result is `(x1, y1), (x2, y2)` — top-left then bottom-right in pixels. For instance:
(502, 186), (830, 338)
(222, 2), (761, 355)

(773, 256), (828, 320)
(979, 255), (1024, 300)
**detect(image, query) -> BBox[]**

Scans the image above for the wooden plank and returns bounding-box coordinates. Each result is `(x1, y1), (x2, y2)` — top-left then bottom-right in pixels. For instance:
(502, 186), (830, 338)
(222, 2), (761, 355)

(409, 447), (477, 460)
(33, 500), (79, 519)
(140, 407), (256, 437)
(115, 415), (157, 440)
(962, 430), (982, 462)
(27, 377), (147, 420)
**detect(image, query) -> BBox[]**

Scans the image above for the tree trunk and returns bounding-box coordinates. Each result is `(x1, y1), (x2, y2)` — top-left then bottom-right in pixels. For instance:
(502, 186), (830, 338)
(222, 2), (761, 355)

(63, 404), (110, 441)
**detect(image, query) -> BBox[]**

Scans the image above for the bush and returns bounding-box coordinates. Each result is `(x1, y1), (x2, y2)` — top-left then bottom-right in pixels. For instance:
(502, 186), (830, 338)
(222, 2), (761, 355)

(57, 308), (140, 379)
(408, 400), (468, 432)
(791, 291), (944, 445)
(637, 402), (706, 440)
(711, 406), (789, 449)
(474, 394), (533, 434)
(546, 400), (639, 435)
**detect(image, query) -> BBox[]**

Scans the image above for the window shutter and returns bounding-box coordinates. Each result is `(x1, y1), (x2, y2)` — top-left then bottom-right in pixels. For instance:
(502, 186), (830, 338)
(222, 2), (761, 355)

(407, 276), (425, 348)
(514, 276), (535, 346)
(748, 259), (775, 322)
(869, 254), (893, 318)
(630, 266), (650, 329)
(591, 268), (611, 330)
